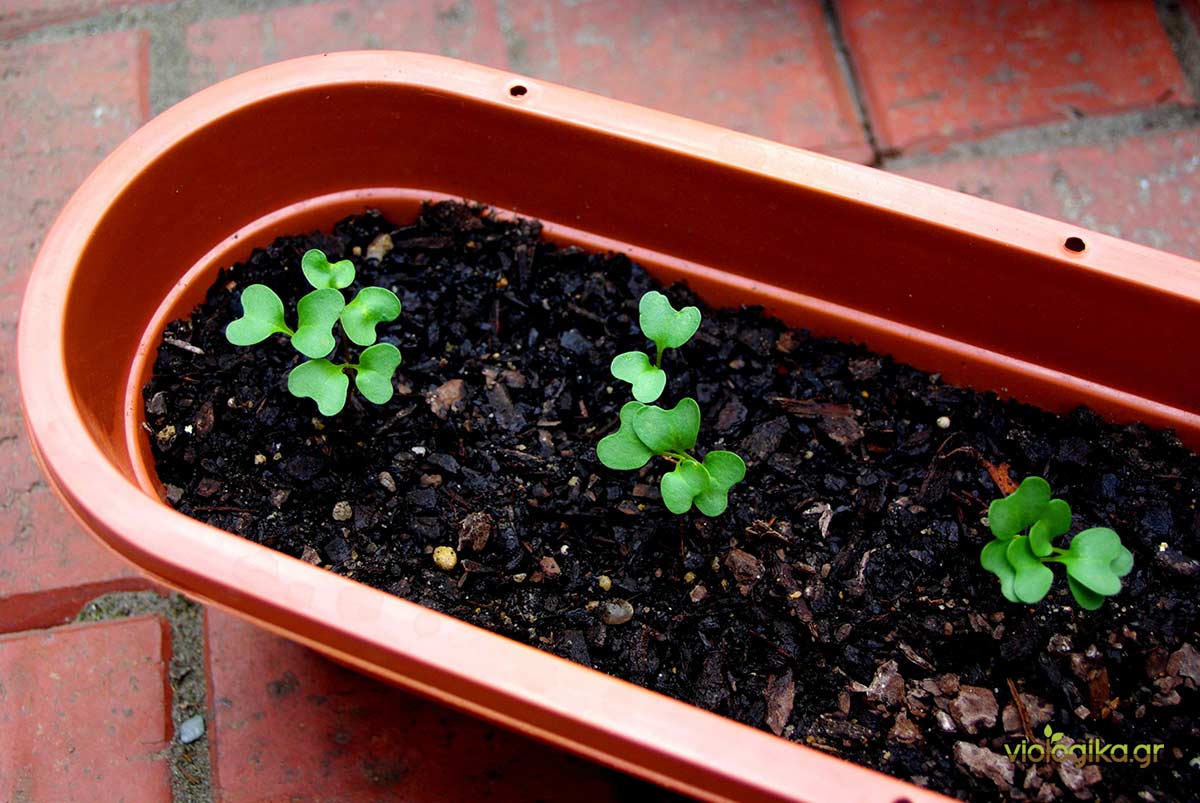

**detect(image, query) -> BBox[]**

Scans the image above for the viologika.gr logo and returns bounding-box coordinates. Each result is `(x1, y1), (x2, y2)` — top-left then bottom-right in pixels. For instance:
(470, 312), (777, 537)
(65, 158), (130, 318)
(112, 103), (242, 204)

(1005, 725), (1165, 769)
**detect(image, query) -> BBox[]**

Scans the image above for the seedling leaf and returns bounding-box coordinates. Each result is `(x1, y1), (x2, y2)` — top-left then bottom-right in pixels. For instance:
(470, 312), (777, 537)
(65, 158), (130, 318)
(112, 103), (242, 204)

(980, 539), (1018, 603)
(661, 460), (711, 515)
(301, 248), (355, 290)
(610, 351), (667, 403)
(1006, 536), (1054, 604)
(690, 450), (745, 517)
(1109, 542), (1135, 577)
(287, 358), (349, 416)
(1066, 576), (1105, 610)
(353, 343), (402, 404)
(226, 284), (291, 345)
(292, 289), (346, 358)
(598, 291), (742, 517)
(596, 402), (653, 470)
(639, 290), (701, 351)
(633, 398), (701, 454)
(341, 287), (401, 346)
(1029, 498), (1071, 557)
(1058, 527), (1129, 596)
(983, 478), (1131, 609)
(702, 450), (746, 490)
(988, 476), (1052, 539)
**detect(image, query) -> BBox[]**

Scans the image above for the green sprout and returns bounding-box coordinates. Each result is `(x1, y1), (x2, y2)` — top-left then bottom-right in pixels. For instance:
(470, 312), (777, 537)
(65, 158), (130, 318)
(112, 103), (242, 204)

(597, 292), (744, 516)
(980, 476), (1133, 609)
(226, 248), (402, 415)
(610, 290), (701, 403)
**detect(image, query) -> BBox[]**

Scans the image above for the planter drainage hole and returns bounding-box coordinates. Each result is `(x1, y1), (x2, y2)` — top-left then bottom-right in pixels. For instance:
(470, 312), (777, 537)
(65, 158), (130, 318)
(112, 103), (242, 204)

(1064, 236), (1086, 253)
(509, 84), (528, 97)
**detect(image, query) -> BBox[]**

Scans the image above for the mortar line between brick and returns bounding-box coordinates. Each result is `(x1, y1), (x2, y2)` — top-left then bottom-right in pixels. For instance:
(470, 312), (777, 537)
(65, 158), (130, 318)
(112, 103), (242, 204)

(820, 0), (883, 166)
(76, 590), (213, 803)
(146, 11), (194, 116)
(882, 105), (1200, 170)
(1157, 0), (1200, 101)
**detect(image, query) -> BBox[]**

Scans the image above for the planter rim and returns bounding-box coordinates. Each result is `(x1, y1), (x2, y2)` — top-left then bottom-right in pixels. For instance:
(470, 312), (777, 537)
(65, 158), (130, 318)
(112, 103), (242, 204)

(19, 51), (1198, 803)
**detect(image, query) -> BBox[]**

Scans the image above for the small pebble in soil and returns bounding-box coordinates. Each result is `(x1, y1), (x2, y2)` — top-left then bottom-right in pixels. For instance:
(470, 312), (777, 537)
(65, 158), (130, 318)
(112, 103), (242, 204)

(602, 599), (634, 625)
(433, 546), (458, 571)
(332, 501), (353, 522)
(597, 575), (612, 592)
(178, 714), (205, 744)
(379, 471), (396, 492)
(936, 415), (951, 429)
(366, 232), (393, 261)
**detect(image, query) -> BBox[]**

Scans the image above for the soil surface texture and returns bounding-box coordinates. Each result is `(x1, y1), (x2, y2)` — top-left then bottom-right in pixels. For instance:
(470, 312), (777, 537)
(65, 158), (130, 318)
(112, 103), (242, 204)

(145, 202), (1199, 802)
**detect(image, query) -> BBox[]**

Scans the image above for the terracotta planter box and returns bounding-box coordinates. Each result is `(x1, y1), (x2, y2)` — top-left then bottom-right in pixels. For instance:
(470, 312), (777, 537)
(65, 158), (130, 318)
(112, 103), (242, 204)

(18, 53), (1200, 803)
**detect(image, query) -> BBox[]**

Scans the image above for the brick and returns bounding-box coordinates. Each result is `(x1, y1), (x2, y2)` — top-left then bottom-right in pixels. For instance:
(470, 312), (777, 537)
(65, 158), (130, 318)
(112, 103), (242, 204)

(0, 32), (151, 630)
(1, 31), (149, 281)
(0, 616), (173, 802)
(0, 0), (168, 38)
(896, 130), (1200, 260)
(504, 0), (870, 161)
(186, 0), (508, 91)
(205, 611), (635, 802)
(840, 0), (1193, 152)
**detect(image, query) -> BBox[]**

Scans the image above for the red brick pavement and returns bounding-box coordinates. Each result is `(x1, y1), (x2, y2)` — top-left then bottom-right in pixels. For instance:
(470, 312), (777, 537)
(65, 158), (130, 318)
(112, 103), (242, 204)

(0, 616), (174, 801)
(839, 0), (1192, 152)
(0, 30), (154, 634)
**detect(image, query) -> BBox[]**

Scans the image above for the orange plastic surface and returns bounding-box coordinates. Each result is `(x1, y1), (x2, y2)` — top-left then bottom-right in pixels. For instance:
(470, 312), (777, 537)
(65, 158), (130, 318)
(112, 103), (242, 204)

(19, 53), (1200, 803)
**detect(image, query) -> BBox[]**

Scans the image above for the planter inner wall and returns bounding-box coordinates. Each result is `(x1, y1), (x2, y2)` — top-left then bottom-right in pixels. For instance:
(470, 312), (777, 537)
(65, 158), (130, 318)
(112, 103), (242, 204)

(67, 80), (1200, 482)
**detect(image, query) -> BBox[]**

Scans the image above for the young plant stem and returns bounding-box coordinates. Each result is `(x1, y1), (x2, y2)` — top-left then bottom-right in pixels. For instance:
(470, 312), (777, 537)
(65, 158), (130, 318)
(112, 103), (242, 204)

(658, 450), (698, 467)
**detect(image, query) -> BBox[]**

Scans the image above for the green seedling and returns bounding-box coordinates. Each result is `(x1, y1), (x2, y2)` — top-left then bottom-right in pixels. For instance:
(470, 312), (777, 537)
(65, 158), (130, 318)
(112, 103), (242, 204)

(980, 476), (1133, 609)
(226, 248), (403, 415)
(610, 290), (701, 403)
(287, 343), (402, 416)
(301, 248), (355, 290)
(597, 292), (744, 516)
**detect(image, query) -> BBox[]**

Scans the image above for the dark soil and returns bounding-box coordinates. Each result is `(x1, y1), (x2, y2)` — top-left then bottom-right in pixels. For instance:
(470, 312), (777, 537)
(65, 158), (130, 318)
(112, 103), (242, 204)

(145, 202), (1200, 802)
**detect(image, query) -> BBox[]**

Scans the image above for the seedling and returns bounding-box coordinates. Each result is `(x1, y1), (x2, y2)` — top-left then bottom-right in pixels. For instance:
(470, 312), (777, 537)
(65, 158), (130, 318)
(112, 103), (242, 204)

(597, 292), (744, 516)
(610, 291), (701, 403)
(980, 476), (1133, 609)
(226, 249), (402, 415)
